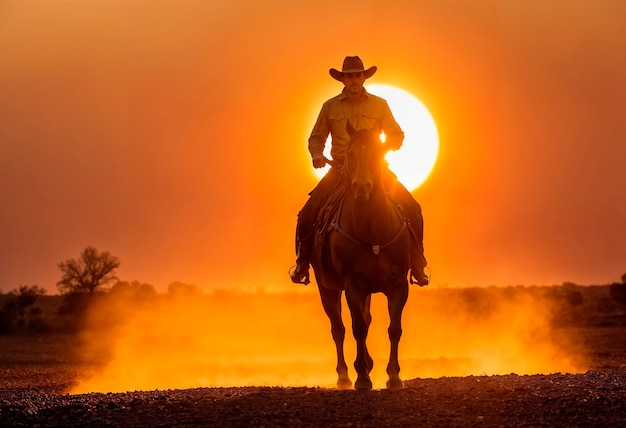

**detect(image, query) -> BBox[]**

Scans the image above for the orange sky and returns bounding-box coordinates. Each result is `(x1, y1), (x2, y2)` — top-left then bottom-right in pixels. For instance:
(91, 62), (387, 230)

(1, 0), (625, 293)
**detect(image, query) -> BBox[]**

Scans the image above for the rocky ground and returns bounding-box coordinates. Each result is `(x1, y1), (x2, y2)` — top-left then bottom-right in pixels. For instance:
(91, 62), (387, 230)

(1, 325), (625, 427)
(1, 372), (625, 427)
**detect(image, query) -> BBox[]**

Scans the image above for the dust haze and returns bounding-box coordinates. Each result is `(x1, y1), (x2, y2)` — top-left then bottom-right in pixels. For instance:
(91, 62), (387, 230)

(71, 285), (586, 393)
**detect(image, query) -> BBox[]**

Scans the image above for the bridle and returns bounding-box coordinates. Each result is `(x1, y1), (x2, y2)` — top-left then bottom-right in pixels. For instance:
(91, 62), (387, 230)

(324, 153), (409, 256)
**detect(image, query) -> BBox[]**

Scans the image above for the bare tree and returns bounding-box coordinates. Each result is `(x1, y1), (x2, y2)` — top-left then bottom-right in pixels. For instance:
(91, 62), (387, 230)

(57, 246), (120, 294)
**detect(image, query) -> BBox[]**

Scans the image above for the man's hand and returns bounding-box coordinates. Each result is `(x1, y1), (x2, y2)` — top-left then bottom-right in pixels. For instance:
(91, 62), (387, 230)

(312, 153), (326, 169)
(385, 142), (401, 152)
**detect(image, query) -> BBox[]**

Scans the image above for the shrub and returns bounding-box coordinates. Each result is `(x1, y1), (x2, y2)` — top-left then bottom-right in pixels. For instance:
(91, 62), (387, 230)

(609, 283), (626, 307)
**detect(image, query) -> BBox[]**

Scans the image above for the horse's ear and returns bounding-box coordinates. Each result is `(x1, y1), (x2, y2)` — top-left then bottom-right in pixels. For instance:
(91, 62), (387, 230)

(346, 121), (355, 137)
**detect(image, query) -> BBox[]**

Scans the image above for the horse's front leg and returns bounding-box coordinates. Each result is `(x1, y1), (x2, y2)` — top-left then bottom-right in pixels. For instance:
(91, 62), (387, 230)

(345, 286), (372, 390)
(318, 286), (352, 389)
(386, 282), (409, 390)
(363, 294), (374, 374)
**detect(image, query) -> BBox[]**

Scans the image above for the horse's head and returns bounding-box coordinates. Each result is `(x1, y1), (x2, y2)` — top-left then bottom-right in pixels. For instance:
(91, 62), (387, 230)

(345, 122), (386, 202)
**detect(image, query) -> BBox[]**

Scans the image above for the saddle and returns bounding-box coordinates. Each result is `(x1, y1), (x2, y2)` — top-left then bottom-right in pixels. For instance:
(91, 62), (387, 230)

(314, 179), (347, 263)
(314, 180), (415, 265)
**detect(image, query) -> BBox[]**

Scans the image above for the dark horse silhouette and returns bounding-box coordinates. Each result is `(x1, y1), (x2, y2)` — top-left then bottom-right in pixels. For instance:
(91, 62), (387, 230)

(311, 123), (411, 390)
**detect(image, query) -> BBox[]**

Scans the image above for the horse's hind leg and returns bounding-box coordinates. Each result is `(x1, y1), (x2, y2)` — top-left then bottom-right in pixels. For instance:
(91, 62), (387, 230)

(386, 283), (409, 390)
(318, 286), (352, 389)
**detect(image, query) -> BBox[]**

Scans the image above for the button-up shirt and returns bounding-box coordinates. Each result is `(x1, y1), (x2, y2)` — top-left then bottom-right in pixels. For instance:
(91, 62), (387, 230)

(308, 88), (405, 164)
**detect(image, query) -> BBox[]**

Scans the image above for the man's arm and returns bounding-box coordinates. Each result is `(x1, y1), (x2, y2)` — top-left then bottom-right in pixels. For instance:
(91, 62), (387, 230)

(381, 100), (404, 151)
(308, 104), (330, 165)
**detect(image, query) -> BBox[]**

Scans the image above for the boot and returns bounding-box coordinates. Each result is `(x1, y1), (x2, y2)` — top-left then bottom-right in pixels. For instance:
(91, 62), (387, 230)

(409, 245), (429, 286)
(410, 267), (429, 286)
(289, 239), (312, 285)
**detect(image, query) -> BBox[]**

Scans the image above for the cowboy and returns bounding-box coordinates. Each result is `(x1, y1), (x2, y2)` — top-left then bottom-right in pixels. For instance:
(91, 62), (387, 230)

(290, 56), (429, 286)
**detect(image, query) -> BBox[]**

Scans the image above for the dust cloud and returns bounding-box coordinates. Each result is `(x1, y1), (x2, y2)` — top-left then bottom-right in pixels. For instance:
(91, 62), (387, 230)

(71, 284), (587, 393)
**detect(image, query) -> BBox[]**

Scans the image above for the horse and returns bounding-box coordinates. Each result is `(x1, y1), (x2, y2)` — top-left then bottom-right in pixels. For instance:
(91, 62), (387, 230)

(311, 123), (411, 391)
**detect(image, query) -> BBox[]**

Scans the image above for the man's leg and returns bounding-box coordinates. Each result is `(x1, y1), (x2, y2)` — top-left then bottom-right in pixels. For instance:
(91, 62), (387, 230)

(385, 173), (429, 286)
(290, 170), (341, 284)
(290, 196), (318, 285)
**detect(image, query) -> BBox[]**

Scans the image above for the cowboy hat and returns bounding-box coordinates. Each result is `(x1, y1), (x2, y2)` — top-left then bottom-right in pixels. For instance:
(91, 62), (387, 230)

(329, 56), (377, 81)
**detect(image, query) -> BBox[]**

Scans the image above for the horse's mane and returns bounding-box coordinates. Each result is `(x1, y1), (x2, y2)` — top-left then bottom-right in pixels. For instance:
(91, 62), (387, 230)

(346, 127), (383, 151)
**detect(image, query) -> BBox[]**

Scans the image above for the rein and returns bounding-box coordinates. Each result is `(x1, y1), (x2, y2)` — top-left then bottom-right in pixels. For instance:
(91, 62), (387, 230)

(323, 156), (342, 170)
(330, 197), (408, 255)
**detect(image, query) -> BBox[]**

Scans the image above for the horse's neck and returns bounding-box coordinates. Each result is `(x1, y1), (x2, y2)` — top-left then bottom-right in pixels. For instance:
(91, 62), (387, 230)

(345, 185), (395, 240)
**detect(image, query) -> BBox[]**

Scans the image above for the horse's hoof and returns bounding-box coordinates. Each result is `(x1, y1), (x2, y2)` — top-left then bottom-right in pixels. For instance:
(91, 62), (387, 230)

(386, 378), (404, 390)
(337, 374), (352, 389)
(354, 377), (373, 391)
(337, 377), (353, 390)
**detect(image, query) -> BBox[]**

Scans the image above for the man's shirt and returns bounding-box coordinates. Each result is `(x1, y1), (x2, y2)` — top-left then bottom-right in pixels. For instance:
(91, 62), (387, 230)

(308, 88), (405, 164)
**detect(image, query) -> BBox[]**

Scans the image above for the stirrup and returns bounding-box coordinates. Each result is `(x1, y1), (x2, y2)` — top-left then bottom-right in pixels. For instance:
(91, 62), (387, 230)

(410, 267), (430, 287)
(289, 264), (310, 285)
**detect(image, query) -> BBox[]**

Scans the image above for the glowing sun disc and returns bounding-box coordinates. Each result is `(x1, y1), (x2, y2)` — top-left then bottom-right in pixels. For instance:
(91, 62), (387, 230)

(314, 84), (439, 191)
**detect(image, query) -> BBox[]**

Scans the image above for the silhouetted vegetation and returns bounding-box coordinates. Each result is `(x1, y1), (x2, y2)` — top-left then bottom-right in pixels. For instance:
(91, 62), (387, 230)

(561, 282), (584, 307)
(3, 268), (626, 335)
(57, 246), (120, 295)
(110, 280), (159, 303)
(1, 281), (624, 336)
(167, 281), (202, 296)
(56, 290), (93, 317)
(54, 246), (121, 327)
(0, 285), (48, 333)
(609, 283), (626, 307)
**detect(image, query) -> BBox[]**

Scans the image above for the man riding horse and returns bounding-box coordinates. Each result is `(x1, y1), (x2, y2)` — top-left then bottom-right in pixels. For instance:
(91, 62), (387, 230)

(290, 56), (429, 287)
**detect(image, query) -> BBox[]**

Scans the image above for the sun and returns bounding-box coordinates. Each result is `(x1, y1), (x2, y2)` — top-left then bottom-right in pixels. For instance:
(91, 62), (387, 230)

(313, 84), (439, 191)
(370, 84), (439, 191)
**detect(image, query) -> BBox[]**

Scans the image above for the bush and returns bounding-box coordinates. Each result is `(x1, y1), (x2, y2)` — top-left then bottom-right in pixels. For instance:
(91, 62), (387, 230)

(0, 286), (47, 333)
(0, 309), (12, 334)
(566, 290), (584, 307)
(27, 317), (51, 333)
(57, 291), (92, 317)
(609, 283), (626, 306)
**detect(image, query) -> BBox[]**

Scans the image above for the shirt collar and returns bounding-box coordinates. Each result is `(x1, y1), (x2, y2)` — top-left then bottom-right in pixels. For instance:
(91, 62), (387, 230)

(339, 87), (369, 102)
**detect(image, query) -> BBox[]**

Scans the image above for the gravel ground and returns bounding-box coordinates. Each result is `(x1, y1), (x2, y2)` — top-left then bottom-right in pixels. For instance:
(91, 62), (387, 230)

(1, 326), (626, 427)
(1, 372), (625, 427)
